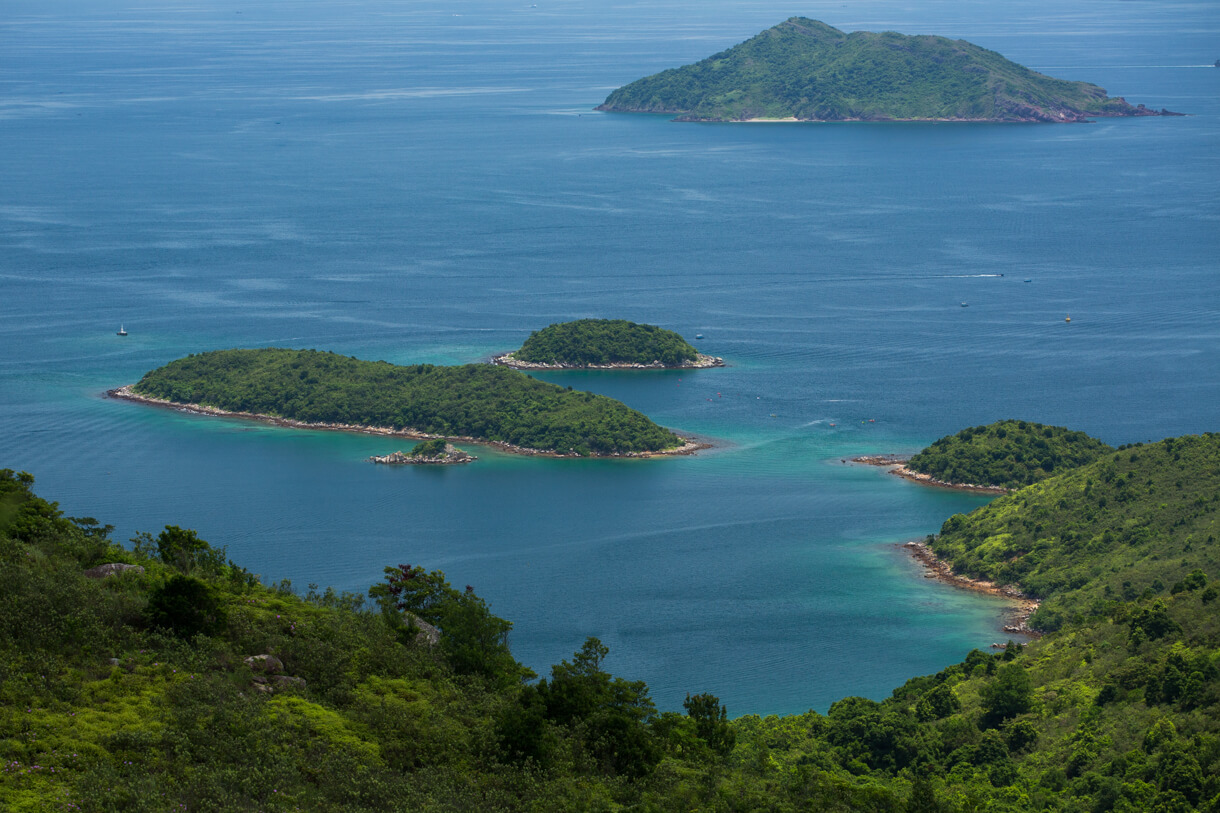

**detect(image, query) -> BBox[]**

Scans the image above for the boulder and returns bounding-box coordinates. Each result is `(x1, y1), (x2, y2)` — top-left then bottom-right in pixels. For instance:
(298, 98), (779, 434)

(244, 654), (284, 674)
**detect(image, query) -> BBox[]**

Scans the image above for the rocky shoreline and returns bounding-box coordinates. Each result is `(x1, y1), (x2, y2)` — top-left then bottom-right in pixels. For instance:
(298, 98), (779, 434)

(851, 455), (1009, 495)
(904, 539), (1041, 639)
(491, 352), (724, 370)
(107, 385), (709, 459)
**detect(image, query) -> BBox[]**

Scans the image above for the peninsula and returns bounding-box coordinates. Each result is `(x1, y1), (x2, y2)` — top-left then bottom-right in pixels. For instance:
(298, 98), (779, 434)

(494, 319), (723, 369)
(857, 419), (1113, 492)
(597, 18), (1183, 122)
(116, 348), (699, 457)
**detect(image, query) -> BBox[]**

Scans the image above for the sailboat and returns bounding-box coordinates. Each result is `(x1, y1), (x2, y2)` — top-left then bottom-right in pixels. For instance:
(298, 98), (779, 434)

(116, 325), (127, 336)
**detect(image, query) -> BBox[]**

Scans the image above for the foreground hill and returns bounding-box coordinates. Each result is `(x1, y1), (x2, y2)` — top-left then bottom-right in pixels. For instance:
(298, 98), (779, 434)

(2, 430), (1216, 811)
(907, 420), (1114, 489)
(496, 319), (720, 369)
(126, 348), (684, 456)
(598, 18), (1180, 122)
(932, 433), (1220, 631)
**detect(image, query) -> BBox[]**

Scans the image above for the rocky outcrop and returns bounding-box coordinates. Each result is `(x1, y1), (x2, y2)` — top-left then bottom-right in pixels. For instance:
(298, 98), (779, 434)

(83, 563), (145, 579)
(370, 444), (476, 465)
(405, 613), (441, 647)
(244, 654), (284, 674)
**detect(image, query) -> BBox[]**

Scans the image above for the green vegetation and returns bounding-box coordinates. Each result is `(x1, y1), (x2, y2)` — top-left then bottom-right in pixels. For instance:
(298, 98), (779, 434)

(131, 348), (682, 455)
(2, 430), (1218, 811)
(409, 439), (450, 458)
(931, 433), (1220, 631)
(908, 420), (1114, 488)
(599, 18), (1170, 122)
(512, 319), (699, 367)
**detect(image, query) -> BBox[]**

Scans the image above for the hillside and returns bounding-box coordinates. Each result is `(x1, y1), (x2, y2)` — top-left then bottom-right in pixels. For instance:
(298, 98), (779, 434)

(2, 430), (1217, 811)
(907, 420), (1114, 489)
(598, 18), (1179, 122)
(498, 319), (715, 369)
(127, 348), (684, 456)
(930, 433), (1220, 631)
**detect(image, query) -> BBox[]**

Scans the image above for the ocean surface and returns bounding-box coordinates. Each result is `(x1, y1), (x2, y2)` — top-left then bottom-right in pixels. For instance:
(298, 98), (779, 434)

(2, 0), (1217, 716)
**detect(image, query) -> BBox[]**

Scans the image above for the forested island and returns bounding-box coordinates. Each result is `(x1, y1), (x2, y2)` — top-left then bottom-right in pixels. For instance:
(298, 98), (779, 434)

(119, 348), (692, 457)
(904, 420), (1115, 489)
(598, 18), (1183, 122)
(495, 319), (722, 369)
(3, 430), (1217, 810)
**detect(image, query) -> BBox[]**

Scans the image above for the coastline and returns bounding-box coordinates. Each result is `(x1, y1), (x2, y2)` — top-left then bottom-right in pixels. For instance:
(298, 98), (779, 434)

(491, 352), (724, 371)
(107, 385), (709, 459)
(903, 538), (1041, 640)
(851, 456), (1009, 495)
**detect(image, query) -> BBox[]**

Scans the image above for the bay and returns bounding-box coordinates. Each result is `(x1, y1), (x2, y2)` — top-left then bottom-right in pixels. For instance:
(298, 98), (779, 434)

(1, 0), (1216, 715)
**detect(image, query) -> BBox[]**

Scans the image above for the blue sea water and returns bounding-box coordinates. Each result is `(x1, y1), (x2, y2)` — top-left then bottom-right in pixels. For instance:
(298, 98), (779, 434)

(1, 0), (1218, 715)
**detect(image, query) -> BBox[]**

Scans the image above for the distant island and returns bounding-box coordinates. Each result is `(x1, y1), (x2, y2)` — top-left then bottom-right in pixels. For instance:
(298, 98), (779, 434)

(115, 348), (701, 457)
(494, 319), (723, 369)
(598, 18), (1183, 122)
(856, 419), (1114, 492)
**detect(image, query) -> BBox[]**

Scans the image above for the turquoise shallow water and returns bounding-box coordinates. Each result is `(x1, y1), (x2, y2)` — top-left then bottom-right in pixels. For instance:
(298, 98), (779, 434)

(1, 0), (1218, 715)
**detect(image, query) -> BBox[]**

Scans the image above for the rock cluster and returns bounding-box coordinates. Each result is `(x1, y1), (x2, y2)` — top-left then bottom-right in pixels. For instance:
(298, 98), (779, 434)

(370, 444), (476, 465)
(83, 563), (145, 579)
(244, 653), (308, 694)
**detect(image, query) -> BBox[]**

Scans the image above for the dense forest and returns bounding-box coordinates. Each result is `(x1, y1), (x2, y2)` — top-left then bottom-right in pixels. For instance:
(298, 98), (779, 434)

(907, 420), (1114, 488)
(2, 432), (1217, 811)
(510, 320), (699, 367)
(598, 18), (1172, 122)
(131, 348), (683, 455)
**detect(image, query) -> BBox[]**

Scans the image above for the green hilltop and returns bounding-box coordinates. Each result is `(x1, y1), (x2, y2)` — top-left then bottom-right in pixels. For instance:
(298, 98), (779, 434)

(130, 348), (683, 456)
(510, 319), (700, 367)
(1, 430), (1217, 811)
(598, 18), (1178, 122)
(907, 420), (1114, 489)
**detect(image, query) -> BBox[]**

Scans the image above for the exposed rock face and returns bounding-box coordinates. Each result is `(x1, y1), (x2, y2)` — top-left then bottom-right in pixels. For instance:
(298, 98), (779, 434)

(370, 444), (476, 465)
(405, 612), (441, 647)
(83, 563), (145, 579)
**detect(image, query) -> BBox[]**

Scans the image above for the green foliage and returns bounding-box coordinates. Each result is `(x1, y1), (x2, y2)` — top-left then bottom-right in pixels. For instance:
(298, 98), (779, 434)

(409, 438), (449, 458)
(908, 419), (1113, 488)
(145, 574), (227, 637)
(132, 347), (683, 454)
(683, 692), (736, 756)
(513, 319), (698, 366)
(599, 18), (1154, 122)
(930, 433), (1220, 625)
(4, 428), (1220, 813)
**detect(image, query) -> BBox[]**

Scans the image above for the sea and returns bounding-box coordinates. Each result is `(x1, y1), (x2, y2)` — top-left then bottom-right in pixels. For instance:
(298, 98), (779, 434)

(2, 0), (1217, 716)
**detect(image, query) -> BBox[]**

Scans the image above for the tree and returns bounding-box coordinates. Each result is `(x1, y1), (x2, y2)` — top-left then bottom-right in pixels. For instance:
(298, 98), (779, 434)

(683, 692), (736, 756)
(145, 574), (227, 637)
(980, 663), (1033, 727)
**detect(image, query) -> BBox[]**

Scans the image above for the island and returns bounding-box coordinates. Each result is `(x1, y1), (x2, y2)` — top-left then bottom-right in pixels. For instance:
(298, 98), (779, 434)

(493, 319), (723, 369)
(370, 440), (476, 465)
(597, 18), (1184, 122)
(113, 348), (702, 457)
(3, 429), (1216, 811)
(857, 419), (1113, 491)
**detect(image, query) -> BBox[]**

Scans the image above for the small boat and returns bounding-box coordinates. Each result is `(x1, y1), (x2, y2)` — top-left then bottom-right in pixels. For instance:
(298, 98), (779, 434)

(960, 302), (968, 307)
(1023, 279), (1032, 283)
(116, 325), (127, 336)
(695, 333), (703, 340)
